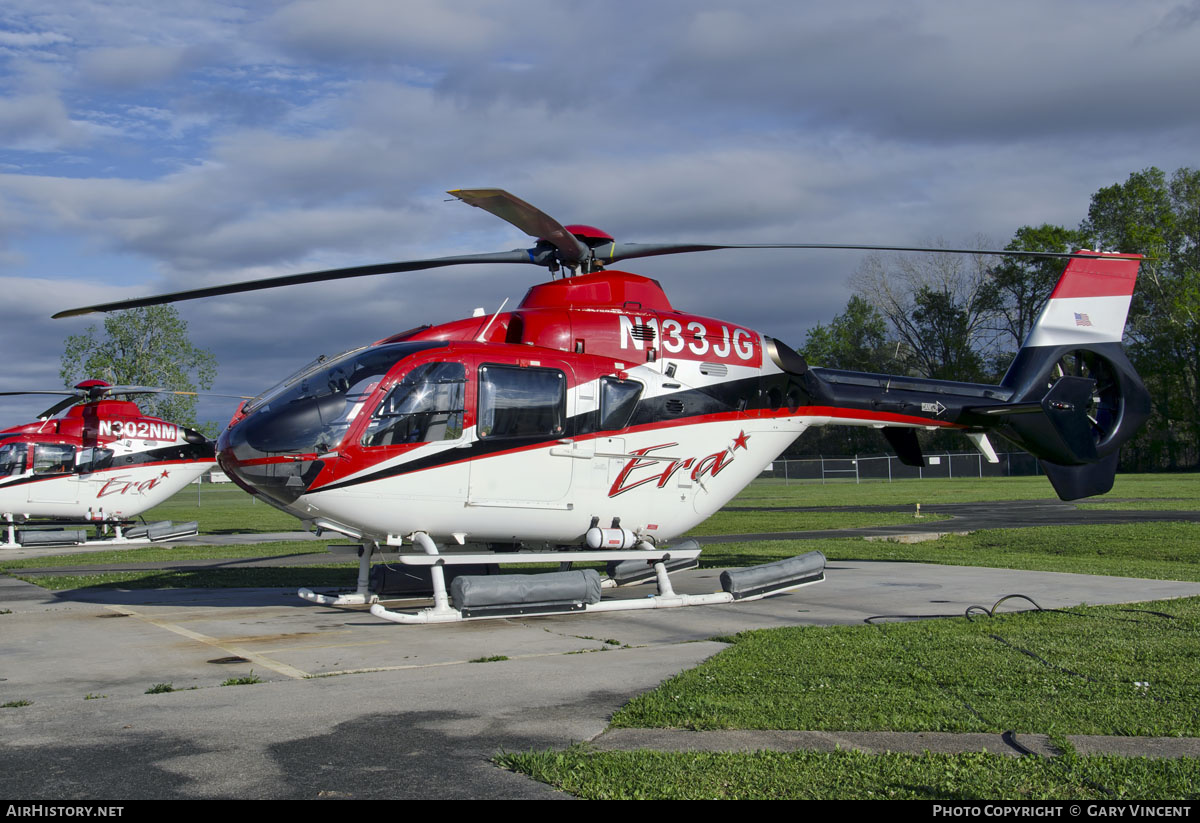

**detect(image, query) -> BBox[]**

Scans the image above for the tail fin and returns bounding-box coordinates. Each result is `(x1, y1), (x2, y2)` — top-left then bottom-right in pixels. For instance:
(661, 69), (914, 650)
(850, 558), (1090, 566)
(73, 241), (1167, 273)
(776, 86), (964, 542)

(995, 252), (1149, 499)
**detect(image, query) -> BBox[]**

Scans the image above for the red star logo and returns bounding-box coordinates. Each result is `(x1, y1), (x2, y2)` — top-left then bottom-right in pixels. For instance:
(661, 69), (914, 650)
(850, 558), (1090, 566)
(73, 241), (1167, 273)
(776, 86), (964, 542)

(731, 430), (750, 451)
(160, 470), (171, 479)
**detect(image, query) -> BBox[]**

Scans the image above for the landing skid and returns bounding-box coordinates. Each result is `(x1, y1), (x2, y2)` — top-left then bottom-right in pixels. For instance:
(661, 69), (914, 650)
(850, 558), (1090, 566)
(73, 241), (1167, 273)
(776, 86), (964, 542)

(1, 514), (198, 549)
(299, 532), (826, 624)
(298, 542), (378, 606)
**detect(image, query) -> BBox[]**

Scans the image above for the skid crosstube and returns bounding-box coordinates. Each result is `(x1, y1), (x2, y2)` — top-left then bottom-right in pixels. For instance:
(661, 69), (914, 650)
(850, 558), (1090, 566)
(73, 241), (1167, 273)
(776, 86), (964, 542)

(298, 533), (826, 624)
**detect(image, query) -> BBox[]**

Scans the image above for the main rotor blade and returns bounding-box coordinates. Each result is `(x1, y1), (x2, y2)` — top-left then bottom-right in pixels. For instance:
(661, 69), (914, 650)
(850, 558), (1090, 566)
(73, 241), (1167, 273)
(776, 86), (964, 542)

(2, 386), (253, 418)
(448, 189), (589, 265)
(38, 396), (85, 419)
(0, 390), (84, 419)
(53, 250), (536, 318)
(1, 387), (251, 399)
(597, 242), (1144, 265)
(0, 391), (79, 397)
(100, 386), (255, 400)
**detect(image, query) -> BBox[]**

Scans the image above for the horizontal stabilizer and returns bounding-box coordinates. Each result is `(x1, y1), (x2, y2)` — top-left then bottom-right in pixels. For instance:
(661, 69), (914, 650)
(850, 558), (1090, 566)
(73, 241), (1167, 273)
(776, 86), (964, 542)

(966, 402), (1042, 417)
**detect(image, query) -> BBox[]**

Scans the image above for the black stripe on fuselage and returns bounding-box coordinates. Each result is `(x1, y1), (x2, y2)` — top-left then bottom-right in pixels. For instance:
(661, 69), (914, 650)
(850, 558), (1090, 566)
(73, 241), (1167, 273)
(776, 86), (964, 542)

(0, 443), (213, 490)
(311, 372), (816, 493)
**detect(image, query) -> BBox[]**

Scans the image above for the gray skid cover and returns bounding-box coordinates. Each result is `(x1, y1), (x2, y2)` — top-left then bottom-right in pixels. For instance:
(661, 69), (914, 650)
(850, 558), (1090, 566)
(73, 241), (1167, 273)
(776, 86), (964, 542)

(607, 555), (699, 587)
(720, 550), (826, 598)
(16, 529), (87, 546)
(127, 520), (199, 541)
(451, 569), (602, 609)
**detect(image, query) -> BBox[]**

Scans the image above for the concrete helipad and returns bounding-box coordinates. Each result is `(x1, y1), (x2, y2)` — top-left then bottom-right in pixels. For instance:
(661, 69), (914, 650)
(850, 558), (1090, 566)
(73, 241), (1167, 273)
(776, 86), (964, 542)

(3, 558), (1199, 799)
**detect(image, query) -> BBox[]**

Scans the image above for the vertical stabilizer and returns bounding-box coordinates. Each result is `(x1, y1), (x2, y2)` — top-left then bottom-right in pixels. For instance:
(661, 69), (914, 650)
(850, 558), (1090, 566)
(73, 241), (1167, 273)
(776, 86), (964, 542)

(1022, 253), (1139, 349)
(997, 252), (1149, 499)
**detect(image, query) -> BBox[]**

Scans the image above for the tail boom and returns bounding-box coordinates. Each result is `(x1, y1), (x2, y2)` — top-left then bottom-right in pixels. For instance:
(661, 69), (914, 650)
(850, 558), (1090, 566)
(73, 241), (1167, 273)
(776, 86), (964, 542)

(797, 251), (1149, 500)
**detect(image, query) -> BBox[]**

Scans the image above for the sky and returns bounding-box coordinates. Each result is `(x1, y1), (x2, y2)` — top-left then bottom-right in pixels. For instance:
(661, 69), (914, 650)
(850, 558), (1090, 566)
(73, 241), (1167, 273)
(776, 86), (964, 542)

(1, 0), (1198, 428)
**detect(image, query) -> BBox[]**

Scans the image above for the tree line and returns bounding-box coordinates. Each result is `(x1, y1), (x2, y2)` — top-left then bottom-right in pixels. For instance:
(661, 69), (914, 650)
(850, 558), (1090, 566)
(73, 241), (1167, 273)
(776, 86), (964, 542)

(57, 166), (1198, 469)
(796, 166), (1200, 471)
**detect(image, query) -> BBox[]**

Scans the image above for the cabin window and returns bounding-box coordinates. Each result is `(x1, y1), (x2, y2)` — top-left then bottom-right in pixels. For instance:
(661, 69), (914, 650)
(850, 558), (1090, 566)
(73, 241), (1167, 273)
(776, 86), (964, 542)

(478, 365), (565, 439)
(33, 444), (75, 475)
(362, 362), (466, 446)
(76, 448), (115, 474)
(0, 443), (26, 477)
(599, 377), (643, 431)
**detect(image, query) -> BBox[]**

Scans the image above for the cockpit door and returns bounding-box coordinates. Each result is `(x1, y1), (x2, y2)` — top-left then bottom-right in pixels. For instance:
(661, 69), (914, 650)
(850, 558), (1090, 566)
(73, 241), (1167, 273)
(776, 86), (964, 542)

(352, 359), (470, 502)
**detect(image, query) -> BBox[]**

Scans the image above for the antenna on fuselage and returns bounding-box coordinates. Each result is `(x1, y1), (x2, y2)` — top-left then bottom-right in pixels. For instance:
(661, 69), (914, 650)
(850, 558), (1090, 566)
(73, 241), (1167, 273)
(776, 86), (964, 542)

(476, 298), (510, 342)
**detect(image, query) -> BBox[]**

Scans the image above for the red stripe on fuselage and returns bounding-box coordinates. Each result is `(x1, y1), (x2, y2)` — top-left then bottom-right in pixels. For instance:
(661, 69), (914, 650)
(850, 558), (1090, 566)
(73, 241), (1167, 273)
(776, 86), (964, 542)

(0, 458), (213, 489)
(304, 405), (958, 491)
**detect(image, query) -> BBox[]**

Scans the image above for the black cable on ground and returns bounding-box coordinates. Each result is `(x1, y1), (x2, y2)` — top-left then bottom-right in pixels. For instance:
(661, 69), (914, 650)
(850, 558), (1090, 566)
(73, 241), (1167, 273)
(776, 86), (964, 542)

(1000, 730), (1038, 757)
(963, 594), (1125, 796)
(865, 592), (1131, 796)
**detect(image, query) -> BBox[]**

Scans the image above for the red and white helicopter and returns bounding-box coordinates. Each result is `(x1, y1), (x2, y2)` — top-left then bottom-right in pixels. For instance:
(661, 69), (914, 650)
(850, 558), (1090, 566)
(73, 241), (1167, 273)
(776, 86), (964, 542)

(55, 189), (1150, 623)
(0, 380), (217, 547)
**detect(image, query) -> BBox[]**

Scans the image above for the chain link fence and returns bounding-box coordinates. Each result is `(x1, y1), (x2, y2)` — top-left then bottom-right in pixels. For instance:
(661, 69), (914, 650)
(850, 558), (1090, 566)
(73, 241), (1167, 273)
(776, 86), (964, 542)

(764, 452), (1042, 484)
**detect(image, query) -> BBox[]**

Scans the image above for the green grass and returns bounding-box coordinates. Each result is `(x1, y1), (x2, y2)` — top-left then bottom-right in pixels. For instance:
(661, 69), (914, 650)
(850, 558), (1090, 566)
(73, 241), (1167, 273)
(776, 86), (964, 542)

(701, 521), (1200, 582)
(497, 748), (1200, 800)
(613, 597), (1200, 736)
(15, 565), (361, 591)
(0, 540), (326, 571)
(505, 596), (1200, 799)
(144, 683), (175, 694)
(1, 700), (32, 708)
(91, 472), (1200, 547)
(9, 472), (1200, 800)
(0, 538), (357, 590)
(220, 673), (262, 686)
(686, 509), (948, 536)
(732, 472), (1200, 508)
(138, 483), (300, 534)
(1078, 499), (1200, 511)
(10, 508), (1200, 593)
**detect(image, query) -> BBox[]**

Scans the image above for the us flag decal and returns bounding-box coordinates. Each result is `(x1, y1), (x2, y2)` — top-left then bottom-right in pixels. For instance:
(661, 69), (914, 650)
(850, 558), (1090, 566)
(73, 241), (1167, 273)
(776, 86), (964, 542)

(1074, 312), (1093, 326)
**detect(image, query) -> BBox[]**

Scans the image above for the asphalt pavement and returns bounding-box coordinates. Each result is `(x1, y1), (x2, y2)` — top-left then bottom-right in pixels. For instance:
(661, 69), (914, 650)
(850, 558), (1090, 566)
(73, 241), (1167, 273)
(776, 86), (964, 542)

(3, 499), (1200, 799)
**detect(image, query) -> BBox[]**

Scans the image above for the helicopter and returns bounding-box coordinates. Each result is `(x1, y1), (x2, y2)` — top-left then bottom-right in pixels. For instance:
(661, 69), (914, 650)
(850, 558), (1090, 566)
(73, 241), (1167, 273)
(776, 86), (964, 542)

(0, 380), (218, 547)
(54, 189), (1150, 623)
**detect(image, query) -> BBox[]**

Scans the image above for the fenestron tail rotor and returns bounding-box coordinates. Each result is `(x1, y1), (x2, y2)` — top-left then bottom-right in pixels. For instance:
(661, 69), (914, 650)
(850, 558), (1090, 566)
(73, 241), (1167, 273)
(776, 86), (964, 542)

(53, 188), (1144, 318)
(1051, 349), (1125, 448)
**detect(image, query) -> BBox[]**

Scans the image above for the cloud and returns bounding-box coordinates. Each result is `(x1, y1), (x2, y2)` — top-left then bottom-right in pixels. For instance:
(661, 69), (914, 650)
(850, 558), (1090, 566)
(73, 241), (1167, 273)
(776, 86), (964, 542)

(260, 0), (505, 63)
(638, 2), (1200, 142)
(0, 92), (89, 149)
(0, 30), (73, 49)
(0, 0), (1196, 412)
(76, 44), (207, 89)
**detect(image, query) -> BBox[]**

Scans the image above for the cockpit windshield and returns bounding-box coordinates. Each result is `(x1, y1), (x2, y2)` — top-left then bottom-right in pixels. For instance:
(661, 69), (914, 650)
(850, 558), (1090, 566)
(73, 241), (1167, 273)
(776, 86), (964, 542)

(0, 442), (26, 477)
(243, 345), (371, 416)
(234, 342), (445, 454)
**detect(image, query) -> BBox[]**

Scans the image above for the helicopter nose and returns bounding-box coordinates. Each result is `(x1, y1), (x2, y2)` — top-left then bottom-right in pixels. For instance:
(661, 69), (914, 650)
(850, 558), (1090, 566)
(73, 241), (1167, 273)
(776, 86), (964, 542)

(217, 415), (326, 507)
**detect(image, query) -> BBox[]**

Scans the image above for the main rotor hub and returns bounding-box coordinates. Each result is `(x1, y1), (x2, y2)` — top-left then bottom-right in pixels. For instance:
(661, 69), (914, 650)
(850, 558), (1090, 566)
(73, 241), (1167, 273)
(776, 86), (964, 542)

(560, 224), (614, 247)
